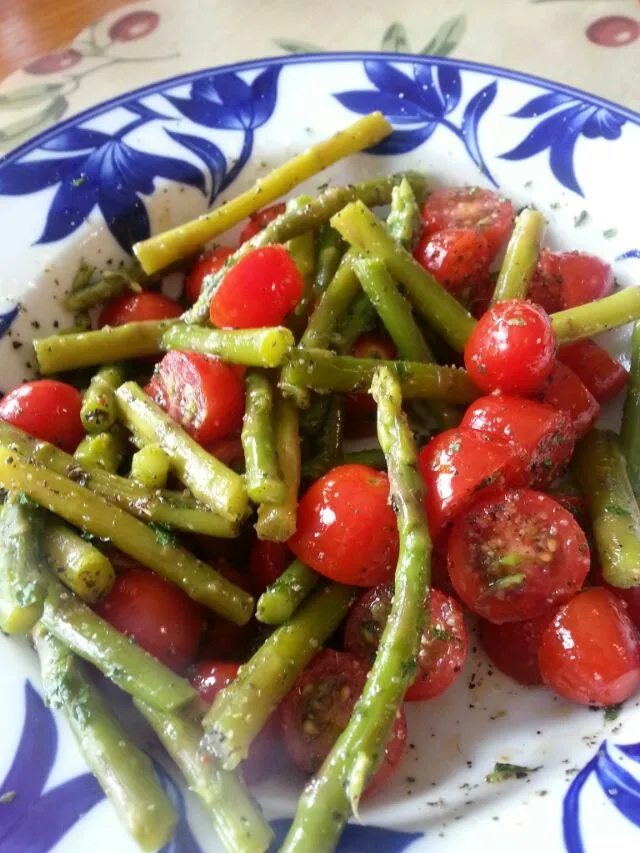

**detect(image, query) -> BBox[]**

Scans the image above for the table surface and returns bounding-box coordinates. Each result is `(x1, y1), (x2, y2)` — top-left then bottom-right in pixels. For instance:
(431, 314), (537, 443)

(0, 0), (638, 156)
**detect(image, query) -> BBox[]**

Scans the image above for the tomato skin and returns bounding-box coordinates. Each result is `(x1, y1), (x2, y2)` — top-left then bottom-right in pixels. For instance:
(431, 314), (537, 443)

(239, 203), (286, 244)
(0, 380), (84, 453)
(529, 250), (614, 313)
(418, 428), (521, 536)
(478, 612), (553, 685)
(98, 291), (182, 327)
(288, 465), (399, 587)
(414, 228), (492, 295)
(448, 489), (590, 624)
(209, 245), (303, 329)
(344, 334), (398, 426)
(421, 187), (514, 260)
(148, 351), (244, 445)
(96, 569), (203, 671)
(538, 588), (640, 706)
(557, 339), (628, 404)
(248, 539), (290, 592)
(191, 660), (241, 704)
(591, 563), (640, 630)
(203, 434), (244, 472)
(460, 395), (574, 487)
(464, 300), (556, 396)
(184, 247), (235, 304)
(537, 362), (600, 438)
(280, 649), (406, 791)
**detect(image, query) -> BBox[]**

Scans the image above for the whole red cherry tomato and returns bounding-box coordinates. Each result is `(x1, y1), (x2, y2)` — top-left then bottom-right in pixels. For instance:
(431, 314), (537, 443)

(98, 291), (182, 327)
(344, 333), (398, 431)
(184, 247), (235, 304)
(478, 612), (554, 685)
(239, 203), (286, 244)
(558, 339), (628, 404)
(0, 380), (84, 453)
(248, 539), (290, 592)
(529, 250), (614, 313)
(414, 227), (492, 296)
(537, 362), (600, 438)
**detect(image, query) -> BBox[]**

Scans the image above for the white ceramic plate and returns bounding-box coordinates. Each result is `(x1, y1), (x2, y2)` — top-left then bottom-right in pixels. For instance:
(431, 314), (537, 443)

(0, 53), (639, 853)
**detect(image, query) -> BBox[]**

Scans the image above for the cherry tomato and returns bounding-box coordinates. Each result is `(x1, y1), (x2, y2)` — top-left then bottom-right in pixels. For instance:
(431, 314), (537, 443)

(0, 380), (84, 453)
(288, 464), (399, 587)
(191, 661), (276, 784)
(98, 291), (182, 327)
(418, 428), (521, 536)
(210, 245), (302, 329)
(148, 351), (244, 445)
(239, 203), (286, 244)
(344, 584), (467, 701)
(203, 434), (245, 472)
(96, 568), (203, 671)
(421, 187), (514, 260)
(478, 612), (553, 685)
(460, 395), (574, 487)
(464, 300), (556, 396)
(248, 539), (290, 592)
(529, 250), (614, 313)
(591, 563), (640, 630)
(558, 339), (628, 404)
(414, 227), (492, 296)
(280, 649), (406, 791)
(344, 333), (398, 428)
(537, 362), (600, 438)
(184, 247), (235, 304)
(538, 588), (640, 706)
(448, 489), (590, 624)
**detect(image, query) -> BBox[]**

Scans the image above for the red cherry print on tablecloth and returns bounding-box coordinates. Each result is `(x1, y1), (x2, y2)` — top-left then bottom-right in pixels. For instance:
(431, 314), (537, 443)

(109, 10), (160, 42)
(586, 15), (639, 47)
(25, 49), (83, 75)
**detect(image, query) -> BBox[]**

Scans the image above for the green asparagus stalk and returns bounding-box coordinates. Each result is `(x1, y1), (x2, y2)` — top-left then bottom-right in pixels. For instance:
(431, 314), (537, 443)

(386, 176), (422, 250)
(302, 396), (344, 483)
(336, 292), (378, 353)
(65, 271), (142, 313)
(281, 366), (431, 851)
(551, 287), (640, 343)
(302, 448), (387, 479)
(314, 223), (346, 294)
(33, 627), (177, 851)
(491, 208), (546, 303)
(573, 429), (640, 589)
(255, 559), (319, 625)
(130, 444), (171, 489)
(0, 493), (46, 634)
(331, 201), (476, 352)
(287, 230), (317, 327)
(40, 577), (196, 709)
(134, 700), (273, 853)
(241, 371), (287, 505)
(44, 519), (116, 603)
(70, 259), (95, 292)
(115, 381), (248, 522)
(74, 429), (127, 473)
(621, 321), (640, 499)
(0, 446), (254, 625)
(201, 582), (356, 769)
(80, 364), (127, 433)
(160, 324), (295, 368)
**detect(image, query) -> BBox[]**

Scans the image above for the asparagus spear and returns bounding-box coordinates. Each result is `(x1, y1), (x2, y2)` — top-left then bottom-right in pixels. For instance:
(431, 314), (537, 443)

(115, 381), (248, 522)
(241, 371), (287, 505)
(41, 577), (197, 709)
(336, 292), (378, 353)
(44, 519), (116, 603)
(621, 321), (640, 499)
(70, 259), (95, 293)
(74, 429), (127, 474)
(573, 429), (640, 589)
(551, 287), (640, 342)
(65, 269), (144, 313)
(304, 395), (344, 482)
(160, 324), (295, 368)
(81, 364), (127, 433)
(491, 208), (546, 303)
(33, 627), (177, 851)
(302, 448), (387, 480)
(386, 176), (422, 250)
(0, 493), (47, 634)
(255, 559), (319, 625)
(201, 583), (356, 769)
(130, 444), (171, 489)
(287, 230), (317, 329)
(314, 223), (346, 294)
(135, 700), (273, 853)
(281, 366), (431, 852)
(0, 446), (254, 625)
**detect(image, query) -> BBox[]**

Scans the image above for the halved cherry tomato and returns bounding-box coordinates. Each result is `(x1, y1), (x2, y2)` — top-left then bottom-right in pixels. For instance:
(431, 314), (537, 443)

(288, 464), (399, 587)
(209, 245), (303, 329)
(280, 649), (406, 791)
(448, 489), (590, 624)
(421, 187), (514, 260)
(239, 203), (286, 244)
(537, 362), (600, 438)
(191, 661), (276, 784)
(96, 568), (203, 671)
(418, 428), (520, 535)
(184, 247), (235, 304)
(464, 300), (556, 396)
(98, 291), (182, 327)
(147, 351), (244, 445)
(558, 339), (628, 404)
(248, 539), (290, 592)
(538, 587), (640, 706)
(529, 250), (614, 313)
(344, 584), (467, 701)
(478, 612), (554, 685)
(461, 395), (574, 487)
(0, 380), (84, 453)
(414, 227), (492, 296)
(344, 333), (398, 430)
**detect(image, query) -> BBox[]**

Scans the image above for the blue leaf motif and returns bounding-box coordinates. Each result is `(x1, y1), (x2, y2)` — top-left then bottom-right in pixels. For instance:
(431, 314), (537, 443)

(41, 128), (111, 152)
(0, 304), (19, 340)
(434, 65), (462, 114)
(501, 111), (569, 162)
(511, 91), (575, 118)
(619, 742), (640, 762)
(617, 250), (640, 262)
(270, 818), (422, 852)
(166, 92), (246, 130)
(548, 107), (589, 196)
(207, 71), (251, 106)
(248, 65), (281, 128)
(0, 155), (87, 195)
(369, 124), (437, 155)
(334, 91), (431, 124)
(563, 756), (596, 853)
(99, 182), (150, 253)
(582, 107), (625, 141)
(166, 130), (227, 203)
(411, 64), (447, 118)
(595, 742), (640, 828)
(364, 61), (421, 102)
(461, 81), (498, 185)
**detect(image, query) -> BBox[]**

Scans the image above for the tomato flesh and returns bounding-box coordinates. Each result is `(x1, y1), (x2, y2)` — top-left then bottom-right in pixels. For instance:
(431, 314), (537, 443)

(478, 612), (553, 685)
(239, 203), (286, 244)
(248, 539), (290, 592)
(0, 380), (84, 453)
(448, 489), (590, 624)
(538, 587), (640, 706)
(288, 464), (399, 587)
(414, 227), (492, 296)
(464, 300), (556, 396)
(209, 245), (303, 329)
(558, 339), (628, 404)
(96, 568), (203, 671)
(184, 247), (235, 304)
(537, 361), (600, 438)
(98, 291), (182, 327)
(529, 250), (614, 313)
